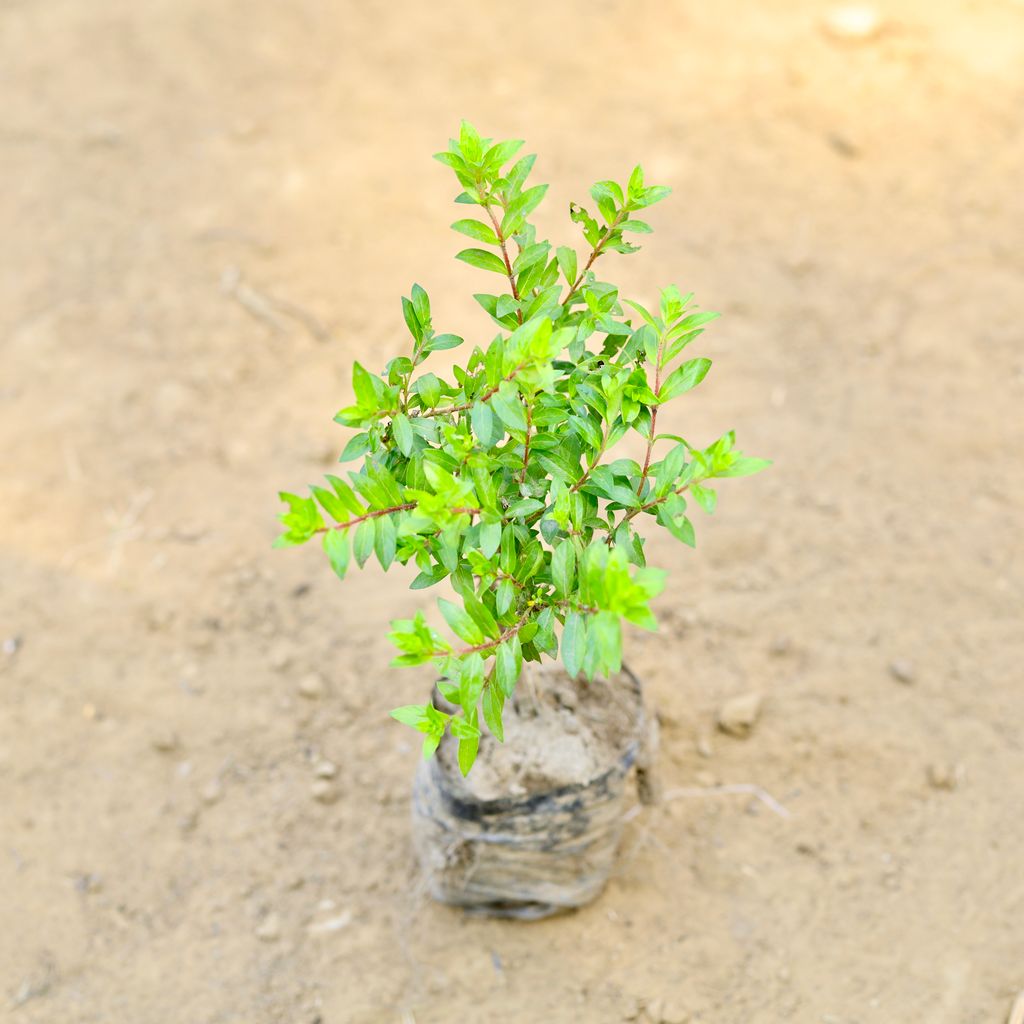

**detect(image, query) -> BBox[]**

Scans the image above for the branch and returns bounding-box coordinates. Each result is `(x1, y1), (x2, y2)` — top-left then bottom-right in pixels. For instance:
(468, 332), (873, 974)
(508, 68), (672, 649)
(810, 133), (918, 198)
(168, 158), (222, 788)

(315, 503), (480, 534)
(484, 202), (523, 325)
(408, 362), (528, 420)
(636, 333), (668, 498)
(562, 209), (626, 307)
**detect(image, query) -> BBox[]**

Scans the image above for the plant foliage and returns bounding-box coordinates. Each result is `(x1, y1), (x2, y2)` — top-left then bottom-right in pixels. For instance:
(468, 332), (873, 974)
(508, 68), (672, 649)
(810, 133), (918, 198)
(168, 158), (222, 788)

(276, 122), (768, 773)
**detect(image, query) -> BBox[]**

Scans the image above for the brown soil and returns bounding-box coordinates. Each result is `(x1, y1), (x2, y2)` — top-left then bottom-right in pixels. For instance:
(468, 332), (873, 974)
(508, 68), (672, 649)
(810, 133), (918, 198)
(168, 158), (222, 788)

(443, 665), (642, 801)
(2, 2), (1023, 1023)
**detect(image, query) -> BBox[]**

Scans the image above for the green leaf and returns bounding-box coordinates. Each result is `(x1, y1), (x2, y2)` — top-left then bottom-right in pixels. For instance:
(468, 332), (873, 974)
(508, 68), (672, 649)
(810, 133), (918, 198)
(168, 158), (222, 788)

(439, 598), (484, 644)
(456, 248), (508, 275)
(690, 483), (717, 514)
(390, 704), (428, 727)
(464, 595), (500, 640)
(490, 386), (527, 433)
(338, 432), (372, 463)
(556, 246), (577, 285)
(550, 541), (576, 599)
(495, 578), (516, 617)
(718, 456), (772, 478)
(352, 362), (377, 407)
(323, 529), (350, 580)
(392, 413), (414, 456)
(457, 734), (479, 776)
(353, 517), (376, 567)
(479, 520), (501, 558)
(495, 642), (517, 696)
(659, 358), (712, 402)
(506, 497), (544, 518)
(471, 401), (497, 447)
(482, 685), (505, 741)
(374, 513), (397, 569)
(451, 219), (500, 245)
(411, 284), (430, 326)
(561, 611), (585, 679)
(427, 333), (463, 352)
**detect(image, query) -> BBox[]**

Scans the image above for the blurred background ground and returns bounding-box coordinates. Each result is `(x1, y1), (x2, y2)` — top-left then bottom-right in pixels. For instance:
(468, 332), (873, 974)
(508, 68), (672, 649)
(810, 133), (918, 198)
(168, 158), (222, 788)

(1, 1), (1023, 1022)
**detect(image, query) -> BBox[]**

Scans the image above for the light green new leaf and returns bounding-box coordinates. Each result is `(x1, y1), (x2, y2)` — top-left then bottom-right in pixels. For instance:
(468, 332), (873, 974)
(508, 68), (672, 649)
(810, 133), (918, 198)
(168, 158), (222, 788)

(353, 517), (376, 567)
(392, 413), (414, 456)
(659, 358), (711, 402)
(323, 529), (350, 580)
(439, 598), (485, 644)
(490, 386), (528, 433)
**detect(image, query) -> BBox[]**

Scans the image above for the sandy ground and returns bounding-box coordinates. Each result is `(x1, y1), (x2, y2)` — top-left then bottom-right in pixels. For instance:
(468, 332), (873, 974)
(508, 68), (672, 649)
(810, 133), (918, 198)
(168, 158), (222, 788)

(2, 1), (1023, 1021)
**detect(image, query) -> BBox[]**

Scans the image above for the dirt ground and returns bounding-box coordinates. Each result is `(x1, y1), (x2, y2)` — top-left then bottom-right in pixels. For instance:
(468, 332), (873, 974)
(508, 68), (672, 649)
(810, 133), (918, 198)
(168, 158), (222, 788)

(2, 1), (1023, 1021)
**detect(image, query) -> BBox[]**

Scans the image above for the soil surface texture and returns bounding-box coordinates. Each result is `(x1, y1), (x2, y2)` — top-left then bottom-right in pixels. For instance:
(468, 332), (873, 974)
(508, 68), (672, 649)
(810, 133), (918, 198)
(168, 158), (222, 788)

(2, 2), (1023, 1022)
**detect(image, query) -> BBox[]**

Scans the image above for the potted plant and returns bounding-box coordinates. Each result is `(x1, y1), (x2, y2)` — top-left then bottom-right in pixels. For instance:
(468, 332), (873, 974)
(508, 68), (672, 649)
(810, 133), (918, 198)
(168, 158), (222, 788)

(276, 122), (768, 917)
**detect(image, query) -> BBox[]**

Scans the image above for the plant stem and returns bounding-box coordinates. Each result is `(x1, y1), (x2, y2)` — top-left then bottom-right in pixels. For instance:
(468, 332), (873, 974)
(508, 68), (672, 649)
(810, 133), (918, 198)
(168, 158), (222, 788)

(636, 330), (667, 498)
(562, 210), (626, 306)
(484, 200), (523, 325)
(315, 502), (480, 534)
(408, 362), (527, 420)
(517, 400), (533, 484)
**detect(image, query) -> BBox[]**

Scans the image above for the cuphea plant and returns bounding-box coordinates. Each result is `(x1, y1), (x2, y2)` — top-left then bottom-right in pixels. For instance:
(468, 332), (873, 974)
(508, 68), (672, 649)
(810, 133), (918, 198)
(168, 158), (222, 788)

(276, 122), (768, 774)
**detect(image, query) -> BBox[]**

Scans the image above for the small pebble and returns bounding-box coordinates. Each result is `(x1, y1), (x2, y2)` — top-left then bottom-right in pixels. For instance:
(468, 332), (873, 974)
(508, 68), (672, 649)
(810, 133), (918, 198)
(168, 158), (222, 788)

(311, 779), (338, 804)
(821, 5), (882, 42)
(888, 659), (916, 684)
(695, 733), (714, 759)
(313, 759), (337, 779)
(268, 641), (296, 672)
(716, 693), (763, 738)
(769, 635), (792, 657)
(927, 762), (963, 791)
(201, 779), (223, 805)
(2, 636), (21, 657)
(306, 910), (353, 935)
(297, 673), (326, 700)
(151, 728), (180, 753)
(659, 1000), (690, 1023)
(255, 912), (281, 942)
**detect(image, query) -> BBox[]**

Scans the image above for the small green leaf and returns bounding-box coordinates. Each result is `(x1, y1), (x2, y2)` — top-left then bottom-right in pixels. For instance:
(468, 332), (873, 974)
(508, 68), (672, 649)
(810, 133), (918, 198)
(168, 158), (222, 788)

(562, 611), (585, 679)
(718, 456), (772, 478)
(551, 540), (576, 599)
(495, 578), (516, 617)
(338, 432), (371, 462)
(353, 517), (376, 567)
(451, 219), (500, 245)
(479, 520), (501, 558)
(323, 529), (350, 580)
(659, 358), (712, 402)
(471, 401), (497, 447)
(374, 513), (397, 569)
(390, 704), (428, 727)
(490, 387), (527, 433)
(392, 413), (414, 456)
(690, 483), (717, 514)
(495, 642), (517, 696)
(556, 246), (577, 285)
(482, 685), (505, 741)
(439, 598), (485, 644)
(457, 734), (479, 776)
(456, 248), (508, 275)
